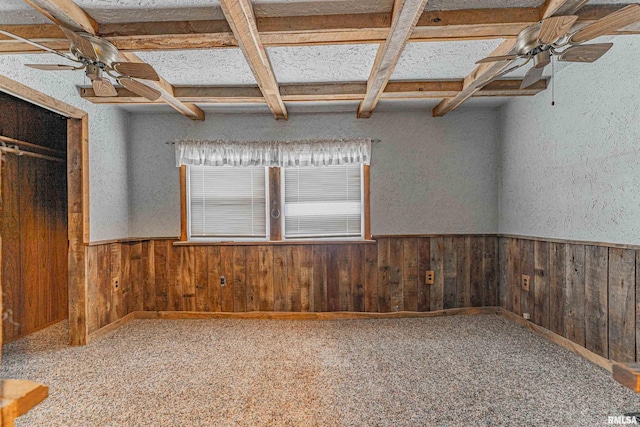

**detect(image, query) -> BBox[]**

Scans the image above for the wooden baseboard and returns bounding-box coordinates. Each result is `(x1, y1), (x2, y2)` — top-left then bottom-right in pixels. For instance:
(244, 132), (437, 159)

(133, 307), (501, 321)
(499, 309), (613, 373)
(87, 312), (136, 343)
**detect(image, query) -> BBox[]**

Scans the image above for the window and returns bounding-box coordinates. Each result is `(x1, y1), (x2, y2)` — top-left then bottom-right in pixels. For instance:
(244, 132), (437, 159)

(283, 165), (363, 239)
(187, 166), (268, 240)
(182, 164), (370, 242)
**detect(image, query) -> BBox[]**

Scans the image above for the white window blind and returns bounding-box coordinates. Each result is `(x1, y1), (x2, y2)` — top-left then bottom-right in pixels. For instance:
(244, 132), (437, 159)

(188, 166), (268, 239)
(283, 164), (362, 239)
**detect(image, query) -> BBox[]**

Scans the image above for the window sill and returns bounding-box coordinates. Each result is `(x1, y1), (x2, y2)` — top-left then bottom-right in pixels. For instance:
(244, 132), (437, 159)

(173, 240), (376, 247)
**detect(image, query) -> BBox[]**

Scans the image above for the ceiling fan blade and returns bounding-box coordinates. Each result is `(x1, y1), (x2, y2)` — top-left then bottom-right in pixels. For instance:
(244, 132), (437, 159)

(92, 77), (118, 97)
(520, 66), (545, 90)
(558, 43), (613, 63)
(111, 62), (160, 81)
(119, 78), (162, 101)
(0, 29), (77, 61)
(59, 26), (97, 61)
(25, 64), (78, 71)
(475, 55), (520, 64)
(570, 4), (640, 44)
(538, 15), (579, 44)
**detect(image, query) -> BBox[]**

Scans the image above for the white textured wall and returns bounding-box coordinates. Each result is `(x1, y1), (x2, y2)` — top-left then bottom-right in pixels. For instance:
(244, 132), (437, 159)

(0, 56), (131, 241)
(128, 109), (500, 237)
(499, 36), (640, 245)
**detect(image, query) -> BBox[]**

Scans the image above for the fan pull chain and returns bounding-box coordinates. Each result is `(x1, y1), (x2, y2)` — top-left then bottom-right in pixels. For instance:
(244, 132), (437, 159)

(551, 56), (555, 106)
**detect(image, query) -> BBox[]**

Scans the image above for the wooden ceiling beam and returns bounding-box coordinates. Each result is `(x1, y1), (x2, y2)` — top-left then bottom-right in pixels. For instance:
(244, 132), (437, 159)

(357, 0), (429, 118)
(79, 79), (547, 104)
(0, 5), (633, 54)
(219, 0), (287, 120)
(432, 0), (591, 117)
(432, 39), (518, 117)
(22, 0), (98, 34)
(20, 0), (205, 120)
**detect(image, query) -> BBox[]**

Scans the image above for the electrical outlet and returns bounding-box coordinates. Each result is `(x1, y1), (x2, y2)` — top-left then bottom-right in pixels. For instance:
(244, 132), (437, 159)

(112, 277), (121, 293)
(220, 276), (227, 286)
(521, 274), (530, 292)
(425, 271), (434, 285)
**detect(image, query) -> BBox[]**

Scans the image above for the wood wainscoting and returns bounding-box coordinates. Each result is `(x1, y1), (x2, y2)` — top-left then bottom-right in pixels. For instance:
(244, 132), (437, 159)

(499, 236), (638, 363)
(86, 236), (499, 336)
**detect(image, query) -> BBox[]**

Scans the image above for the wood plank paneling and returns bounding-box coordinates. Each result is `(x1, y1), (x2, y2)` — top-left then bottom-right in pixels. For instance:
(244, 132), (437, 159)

(351, 244), (365, 312)
(499, 237), (510, 311)
(338, 245), (352, 311)
(377, 238), (391, 312)
(363, 244), (378, 312)
(456, 237), (470, 308)
(154, 241), (169, 311)
(533, 240), (549, 329)
(497, 236), (637, 366)
(194, 246), (208, 312)
(584, 245), (608, 358)
(520, 239), (534, 318)
(430, 237), (444, 311)
(443, 237), (457, 309)
(19, 156), (39, 334)
(470, 236), (483, 307)
(286, 246), (300, 311)
(417, 238), (430, 312)
(402, 239), (418, 312)
(299, 246), (313, 312)
(313, 246), (328, 312)
(207, 246), (222, 312)
(86, 236), (509, 331)
(483, 236), (498, 307)
(233, 246), (247, 312)
(565, 244), (585, 347)
(273, 246), (287, 311)
(245, 246), (260, 311)
(609, 248), (635, 362)
(258, 246), (274, 311)
(220, 247), (235, 312)
(549, 242), (566, 336)
(508, 238), (521, 316)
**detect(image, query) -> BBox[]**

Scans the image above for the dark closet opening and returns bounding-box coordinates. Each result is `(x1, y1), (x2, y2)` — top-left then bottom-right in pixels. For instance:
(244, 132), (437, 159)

(0, 91), (68, 343)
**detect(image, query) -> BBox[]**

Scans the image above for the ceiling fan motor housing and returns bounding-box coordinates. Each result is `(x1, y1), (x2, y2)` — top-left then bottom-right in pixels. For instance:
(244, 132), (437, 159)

(70, 33), (120, 67)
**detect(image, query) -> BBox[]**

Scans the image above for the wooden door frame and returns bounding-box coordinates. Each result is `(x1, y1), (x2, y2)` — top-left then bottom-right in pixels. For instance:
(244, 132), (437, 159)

(0, 75), (90, 346)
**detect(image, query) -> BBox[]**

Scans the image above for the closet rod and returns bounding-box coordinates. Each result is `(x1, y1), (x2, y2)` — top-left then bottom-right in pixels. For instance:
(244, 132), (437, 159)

(0, 135), (65, 156)
(0, 146), (65, 163)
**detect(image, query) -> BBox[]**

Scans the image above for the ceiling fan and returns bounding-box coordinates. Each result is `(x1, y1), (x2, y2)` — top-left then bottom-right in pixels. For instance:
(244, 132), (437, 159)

(0, 26), (163, 101)
(477, 4), (640, 89)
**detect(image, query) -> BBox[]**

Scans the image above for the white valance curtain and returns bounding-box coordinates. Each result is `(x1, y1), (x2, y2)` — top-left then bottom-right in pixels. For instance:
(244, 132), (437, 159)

(175, 138), (371, 167)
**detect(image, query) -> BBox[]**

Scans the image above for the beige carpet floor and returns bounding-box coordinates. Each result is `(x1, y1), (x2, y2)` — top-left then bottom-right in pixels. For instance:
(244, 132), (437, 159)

(2, 314), (640, 426)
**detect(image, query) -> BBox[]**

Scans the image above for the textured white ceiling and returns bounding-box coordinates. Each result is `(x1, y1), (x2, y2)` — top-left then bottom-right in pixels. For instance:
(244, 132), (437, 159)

(267, 44), (379, 84)
(136, 49), (257, 85)
(392, 39), (505, 80)
(0, 0), (635, 115)
(0, 0), (631, 25)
